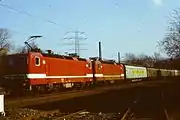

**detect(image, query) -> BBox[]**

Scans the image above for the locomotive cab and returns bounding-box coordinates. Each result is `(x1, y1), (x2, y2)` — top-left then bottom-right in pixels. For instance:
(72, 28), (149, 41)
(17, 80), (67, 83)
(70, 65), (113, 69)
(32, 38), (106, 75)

(2, 52), (47, 93)
(2, 53), (29, 93)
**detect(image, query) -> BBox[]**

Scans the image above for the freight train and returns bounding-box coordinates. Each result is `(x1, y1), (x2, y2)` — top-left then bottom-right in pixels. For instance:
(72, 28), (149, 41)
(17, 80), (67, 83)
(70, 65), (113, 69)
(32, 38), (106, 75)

(0, 50), (180, 95)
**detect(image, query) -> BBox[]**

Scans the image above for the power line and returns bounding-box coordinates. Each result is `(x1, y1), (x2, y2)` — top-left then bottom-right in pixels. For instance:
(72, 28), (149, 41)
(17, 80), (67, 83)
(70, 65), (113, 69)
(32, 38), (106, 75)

(64, 30), (87, 57)
(0, 2), (64, 44)
(0, 2), (72, 45)
(0, 3), (65, 28)
(111, 0), (121, 8)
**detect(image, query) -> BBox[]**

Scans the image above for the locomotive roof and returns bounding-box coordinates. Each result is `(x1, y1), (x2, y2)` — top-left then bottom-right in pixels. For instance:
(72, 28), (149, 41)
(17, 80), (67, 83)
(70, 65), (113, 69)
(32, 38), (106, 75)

(100, 60), (119, 64)
(89, 57), (121, 64)
(41, 53), (87, 61)
(4, 52), (88, 61)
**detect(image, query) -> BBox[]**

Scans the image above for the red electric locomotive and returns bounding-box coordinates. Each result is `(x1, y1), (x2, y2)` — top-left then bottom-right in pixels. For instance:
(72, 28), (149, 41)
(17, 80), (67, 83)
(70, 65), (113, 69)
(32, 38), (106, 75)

(100, 60), (124, 82)
(89, 58), (124, 83)
(2, 52), (92, 93)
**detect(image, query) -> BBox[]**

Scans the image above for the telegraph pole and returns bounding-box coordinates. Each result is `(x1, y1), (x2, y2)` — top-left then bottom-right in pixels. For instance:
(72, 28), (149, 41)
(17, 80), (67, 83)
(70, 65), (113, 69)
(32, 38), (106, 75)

(64, 30), (87, 57)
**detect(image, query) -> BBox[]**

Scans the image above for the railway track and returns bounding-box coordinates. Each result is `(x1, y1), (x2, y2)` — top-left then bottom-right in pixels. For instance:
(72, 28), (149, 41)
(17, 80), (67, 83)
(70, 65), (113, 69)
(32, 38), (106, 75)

(5, 79), (171, 99)
(35, 86), (172, 120)
(3, 79), (179, 120)
(5, 80), (172, 108)
(5, 88), (100, 108)
(120, 107), (170, 120)
(119, 89), (172, 120)
(5, 83), (125, 108)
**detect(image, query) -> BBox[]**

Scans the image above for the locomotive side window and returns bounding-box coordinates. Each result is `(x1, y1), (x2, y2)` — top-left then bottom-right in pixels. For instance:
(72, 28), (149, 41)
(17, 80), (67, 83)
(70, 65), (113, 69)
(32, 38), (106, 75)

(35, 57), (40, 66)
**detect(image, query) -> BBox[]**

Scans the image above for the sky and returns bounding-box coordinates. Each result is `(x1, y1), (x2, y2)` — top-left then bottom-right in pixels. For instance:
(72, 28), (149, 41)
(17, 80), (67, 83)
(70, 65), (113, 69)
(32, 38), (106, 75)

(0, 0), (180, 61)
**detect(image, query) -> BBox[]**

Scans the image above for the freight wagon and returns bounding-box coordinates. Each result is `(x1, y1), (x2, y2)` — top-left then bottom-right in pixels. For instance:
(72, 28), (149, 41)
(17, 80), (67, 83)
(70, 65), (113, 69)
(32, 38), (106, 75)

(124, 65), (147, 82)
(147, 68), (161, 80)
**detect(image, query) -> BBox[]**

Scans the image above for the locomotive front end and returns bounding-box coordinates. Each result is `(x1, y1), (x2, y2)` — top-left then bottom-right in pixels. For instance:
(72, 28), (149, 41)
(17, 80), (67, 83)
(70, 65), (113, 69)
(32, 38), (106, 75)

(3, 53), (29, 94)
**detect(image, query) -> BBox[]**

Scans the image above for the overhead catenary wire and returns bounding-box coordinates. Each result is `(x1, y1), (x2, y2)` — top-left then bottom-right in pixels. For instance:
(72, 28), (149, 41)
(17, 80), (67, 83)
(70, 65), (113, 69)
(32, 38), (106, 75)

(111, 0), (121, 8)
(0, 1), (90, 56)
(0, 0), (122, 31)
(0, 2), (64, 47)
(0, 1), (77, 51)
(0, 3), (66, 29)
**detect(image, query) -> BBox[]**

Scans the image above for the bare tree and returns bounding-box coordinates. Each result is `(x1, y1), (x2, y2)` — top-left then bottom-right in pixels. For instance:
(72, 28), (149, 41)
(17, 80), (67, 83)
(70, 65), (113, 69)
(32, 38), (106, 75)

(124, 52), (162, 67)
(138, 54), (154, 67)
(153, 52), (161, 61)
(124, 53), (143, 65)
(124, 53), (137, 62)
(0, 28), (13, 55)
(158, 9), (180, 58)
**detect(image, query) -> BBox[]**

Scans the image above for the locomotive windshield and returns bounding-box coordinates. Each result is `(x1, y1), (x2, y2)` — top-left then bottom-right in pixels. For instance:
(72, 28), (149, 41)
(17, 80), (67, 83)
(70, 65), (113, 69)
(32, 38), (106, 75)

(5, 54), (28, 74)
